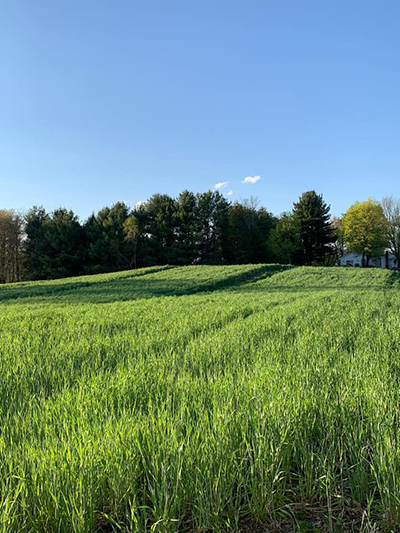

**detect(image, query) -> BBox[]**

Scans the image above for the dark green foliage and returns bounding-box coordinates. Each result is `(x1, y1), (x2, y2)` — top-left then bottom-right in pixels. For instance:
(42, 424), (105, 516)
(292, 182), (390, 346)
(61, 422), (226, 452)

(269, 212), (301, 264)
(141, 194), (178, 265)
(224, 198), (276, 263)
(19, 189), (338, 282)
(24, 206), (49, 280)
(195, 190), (229, 263)
(293, 190), (335, 265)
(24, 207), (85, 279)
(123, 214), (142, 270)
(41, 209), (85, 279)
(174, 190), (198, 264)
(85, 202), (131, 273)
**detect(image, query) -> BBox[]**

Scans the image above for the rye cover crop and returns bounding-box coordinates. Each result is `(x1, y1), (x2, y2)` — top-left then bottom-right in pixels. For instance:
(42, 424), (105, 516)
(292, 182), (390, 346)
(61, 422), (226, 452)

(1, 265), (399, 532)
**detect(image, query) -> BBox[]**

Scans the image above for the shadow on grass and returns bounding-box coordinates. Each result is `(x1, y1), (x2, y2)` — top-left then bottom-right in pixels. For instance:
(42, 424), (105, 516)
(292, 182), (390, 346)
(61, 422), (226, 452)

(386, 269), (400, 288)
(232, 284), (389, 293)
(0, 265), (174, 303)
(0, 265), (293, 305)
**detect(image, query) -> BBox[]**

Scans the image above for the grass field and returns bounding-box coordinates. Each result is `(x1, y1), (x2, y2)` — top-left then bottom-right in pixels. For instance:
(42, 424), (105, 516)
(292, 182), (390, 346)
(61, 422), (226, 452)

(1, 265), (400, 532)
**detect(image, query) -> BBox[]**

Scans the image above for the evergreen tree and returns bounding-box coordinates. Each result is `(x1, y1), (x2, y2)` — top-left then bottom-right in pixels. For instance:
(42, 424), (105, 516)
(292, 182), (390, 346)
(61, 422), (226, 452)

(293, 191), (334, 265)
(16, 188), (344, 282)
(85, 202), (131, 273)
(40, 209), (85, 278)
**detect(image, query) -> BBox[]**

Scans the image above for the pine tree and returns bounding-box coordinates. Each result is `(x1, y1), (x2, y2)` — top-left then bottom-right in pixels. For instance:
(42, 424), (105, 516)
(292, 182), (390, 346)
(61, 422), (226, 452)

(293, 191), (334, 265)
(85, 202), (131, 273)
(41, 209), (85, 278)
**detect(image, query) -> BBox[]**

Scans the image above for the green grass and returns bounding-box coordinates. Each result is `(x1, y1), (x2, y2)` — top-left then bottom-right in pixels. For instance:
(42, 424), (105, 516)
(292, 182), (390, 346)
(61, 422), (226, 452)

(0, 265), (400, 532)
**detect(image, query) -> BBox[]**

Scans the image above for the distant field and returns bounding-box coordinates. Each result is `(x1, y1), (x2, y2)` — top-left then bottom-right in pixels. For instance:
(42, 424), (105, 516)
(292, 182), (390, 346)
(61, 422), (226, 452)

(1, 265), (400, 532)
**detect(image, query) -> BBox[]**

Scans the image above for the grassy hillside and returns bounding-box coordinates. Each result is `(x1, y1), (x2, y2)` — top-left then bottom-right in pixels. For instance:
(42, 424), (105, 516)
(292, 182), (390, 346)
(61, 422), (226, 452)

(0, 265), (400, 532)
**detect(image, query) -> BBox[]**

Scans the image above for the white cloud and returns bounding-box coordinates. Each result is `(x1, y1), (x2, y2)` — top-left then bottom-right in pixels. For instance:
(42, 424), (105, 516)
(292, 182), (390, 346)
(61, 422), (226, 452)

(226, 189), (234, 196)
(213, 181), (229, 190)
(242, 175), (261, 184)
(135, 200), (146, 208)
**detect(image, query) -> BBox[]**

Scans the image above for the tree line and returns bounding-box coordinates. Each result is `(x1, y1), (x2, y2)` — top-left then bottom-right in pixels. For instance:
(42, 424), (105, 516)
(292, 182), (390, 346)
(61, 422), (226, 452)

(1, 190), (399, 283)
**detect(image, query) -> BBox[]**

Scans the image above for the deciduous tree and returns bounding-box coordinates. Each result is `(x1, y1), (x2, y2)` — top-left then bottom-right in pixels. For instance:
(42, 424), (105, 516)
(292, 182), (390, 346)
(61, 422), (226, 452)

(143, 194), (178, 265)
(342, 199), (389, 267)
(0, 210), (24, 283)
(382, 196), (400, 265)
(24, 206), (49, 280)
(174, 190), (198, 265)
(195, 191), (229, 263)
(330, 216), (346, 265)
(269, 212), (301, 264)
(225, 197), (275, 263)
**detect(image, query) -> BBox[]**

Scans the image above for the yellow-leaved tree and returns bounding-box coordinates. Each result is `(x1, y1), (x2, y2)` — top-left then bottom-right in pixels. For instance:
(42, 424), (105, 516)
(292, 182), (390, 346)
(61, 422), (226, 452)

(342, 199), (389, 267)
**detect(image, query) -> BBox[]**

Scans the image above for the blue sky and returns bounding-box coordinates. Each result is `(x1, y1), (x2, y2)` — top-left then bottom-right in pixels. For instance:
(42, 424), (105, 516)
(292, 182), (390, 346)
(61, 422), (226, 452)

(1, 0), (400, 220)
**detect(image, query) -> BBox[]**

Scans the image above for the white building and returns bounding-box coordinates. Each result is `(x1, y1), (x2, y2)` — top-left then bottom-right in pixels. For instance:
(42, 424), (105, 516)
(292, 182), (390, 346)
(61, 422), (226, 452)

(339, 251), (398, 269)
